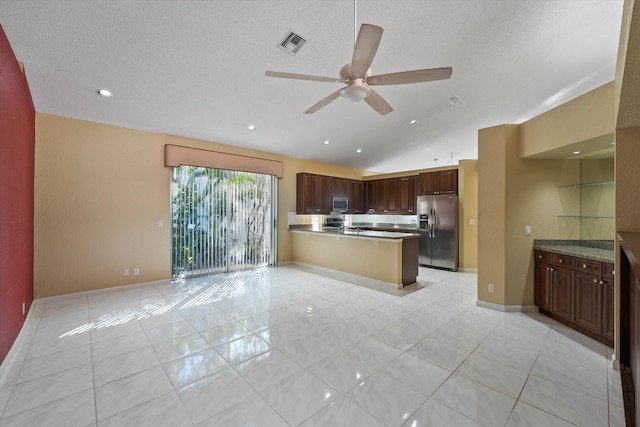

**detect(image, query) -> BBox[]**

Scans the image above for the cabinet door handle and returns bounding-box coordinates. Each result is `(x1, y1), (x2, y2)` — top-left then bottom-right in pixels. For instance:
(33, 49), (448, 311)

(599, 280), (604, 285)
(538, 255), (542, 259)
(550, 267), (554, 272)
(559, 259), (563, 263)
(593, 279), (598, 283)
(582, 264), (587, 268)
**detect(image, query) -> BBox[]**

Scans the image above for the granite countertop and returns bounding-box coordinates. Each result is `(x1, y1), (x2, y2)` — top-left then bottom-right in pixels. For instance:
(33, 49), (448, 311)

(533, 240), (614, 263)
(290, 227), (418, 240)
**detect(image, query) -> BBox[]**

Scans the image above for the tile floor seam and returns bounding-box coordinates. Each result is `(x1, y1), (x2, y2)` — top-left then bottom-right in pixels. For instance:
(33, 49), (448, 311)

(90, 329), (99, 427)
(509, 323), (592, 427)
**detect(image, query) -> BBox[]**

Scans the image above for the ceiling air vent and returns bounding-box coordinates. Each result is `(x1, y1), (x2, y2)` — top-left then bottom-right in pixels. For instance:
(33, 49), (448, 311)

(278, 31), (306, 55)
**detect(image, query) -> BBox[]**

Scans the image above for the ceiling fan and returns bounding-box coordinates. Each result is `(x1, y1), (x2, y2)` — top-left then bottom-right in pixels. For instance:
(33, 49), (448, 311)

(265, 23), (452, 115)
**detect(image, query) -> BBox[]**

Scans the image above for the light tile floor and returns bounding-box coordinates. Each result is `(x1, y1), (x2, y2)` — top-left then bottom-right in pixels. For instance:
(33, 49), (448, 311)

(0, 265), (625, 426)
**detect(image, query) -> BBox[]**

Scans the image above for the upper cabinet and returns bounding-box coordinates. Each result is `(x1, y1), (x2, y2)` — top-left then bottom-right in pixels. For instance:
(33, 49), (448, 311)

(419, 169), (458, 195)
(364, 176), (417, 214)
(296, 173), (331, 214)
(297, 170), (451, 215)
(296, 173), (364, 214)
(397, 176), (417, 213)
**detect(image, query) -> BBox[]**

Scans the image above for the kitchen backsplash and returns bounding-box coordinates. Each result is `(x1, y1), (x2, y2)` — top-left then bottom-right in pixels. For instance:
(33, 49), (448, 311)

(287, 212), (417, 228)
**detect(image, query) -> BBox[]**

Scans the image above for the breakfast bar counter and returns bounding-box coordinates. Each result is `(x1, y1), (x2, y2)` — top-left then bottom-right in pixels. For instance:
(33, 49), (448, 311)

(290, 228), (419, 288)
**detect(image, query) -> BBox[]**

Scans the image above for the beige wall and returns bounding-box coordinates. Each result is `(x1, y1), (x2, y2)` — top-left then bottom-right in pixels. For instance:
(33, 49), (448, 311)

(477, 125), (508, 305)
(458, 160), (478, 269)
(34, 114), (366, 298)
(519, 82), (615, 158)
(478, 124), (582, 307)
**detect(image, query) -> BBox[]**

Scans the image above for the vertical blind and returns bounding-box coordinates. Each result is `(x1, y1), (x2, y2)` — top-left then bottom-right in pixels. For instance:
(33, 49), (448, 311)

(171, 166), (276, 278)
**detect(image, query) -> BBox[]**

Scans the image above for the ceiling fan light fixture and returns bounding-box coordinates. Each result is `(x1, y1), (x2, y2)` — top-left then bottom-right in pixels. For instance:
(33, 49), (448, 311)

(340, 84), (371, 102)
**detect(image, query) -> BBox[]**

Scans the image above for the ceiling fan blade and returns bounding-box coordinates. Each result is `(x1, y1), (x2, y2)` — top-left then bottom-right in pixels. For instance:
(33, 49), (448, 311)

(364, 88), (393, 115)
(304, 88), (344, 114)
(367, 67), (453, 85)
(265, 71), (343, 83)
(351, 24), (383, 78)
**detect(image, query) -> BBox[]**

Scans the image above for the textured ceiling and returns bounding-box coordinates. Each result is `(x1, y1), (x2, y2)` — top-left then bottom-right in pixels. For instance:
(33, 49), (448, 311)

(0, 0), (624, 173)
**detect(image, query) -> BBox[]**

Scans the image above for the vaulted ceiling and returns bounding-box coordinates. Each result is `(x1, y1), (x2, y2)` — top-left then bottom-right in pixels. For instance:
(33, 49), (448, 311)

(0, 0), (623, 173)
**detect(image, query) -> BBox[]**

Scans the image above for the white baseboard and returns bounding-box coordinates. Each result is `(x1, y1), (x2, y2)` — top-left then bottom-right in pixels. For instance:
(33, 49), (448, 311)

(476, 300), (538, 312)
(33, 278), (173, 305)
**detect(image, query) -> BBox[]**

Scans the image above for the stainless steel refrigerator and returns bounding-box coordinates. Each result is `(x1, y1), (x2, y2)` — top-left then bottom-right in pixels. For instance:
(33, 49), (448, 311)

(417, 194), (459, 271)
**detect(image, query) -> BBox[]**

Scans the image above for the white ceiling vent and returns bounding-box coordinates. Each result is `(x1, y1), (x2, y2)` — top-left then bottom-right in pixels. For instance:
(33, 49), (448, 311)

(448, 95), (462, 105)
(278, 31), (306, 55)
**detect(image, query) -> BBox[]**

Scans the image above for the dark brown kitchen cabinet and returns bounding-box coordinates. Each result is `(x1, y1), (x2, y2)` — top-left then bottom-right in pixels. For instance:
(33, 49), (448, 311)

(385, 178), (399, 212)
(419, 170), (458, 195)
(296, 173), (331, 214)
(551, 266), (575, 322)
(534, 249), (613, 347)
(574, 271), (602, 334)
(364, 177), (414, 214)
(365, 179), (387, 213)
(602, 265), (615, 341)
(534, 251), (574, 321)
(398, 176), (417, 213)
(535, 258), (553, 312)
(346, 179), (364, 213)
(331, 176), (348, 197)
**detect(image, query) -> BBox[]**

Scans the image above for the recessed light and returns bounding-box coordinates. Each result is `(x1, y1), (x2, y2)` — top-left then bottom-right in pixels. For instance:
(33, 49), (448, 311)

(96, 89), (112, 97)
(409, 119), (418, 125)
(247, 125), (256, 131)
(323, 140), (331, 145)
(572, 151), (581, 155)
(356, 149), (362, 153)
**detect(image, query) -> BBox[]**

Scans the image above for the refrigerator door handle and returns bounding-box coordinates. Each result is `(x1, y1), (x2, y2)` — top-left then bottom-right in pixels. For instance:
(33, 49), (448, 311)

(431, 208), (437, 237)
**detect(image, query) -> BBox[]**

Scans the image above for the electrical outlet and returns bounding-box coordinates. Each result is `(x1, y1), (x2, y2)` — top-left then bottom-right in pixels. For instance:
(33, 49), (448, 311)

(157, 219), (163, 227)
(123, 268), (129, 277)
(488, 283), (495, 293)
(373, 239), (380, 245)
(469, 218), (476, 225)
(133, 268), (140, 276)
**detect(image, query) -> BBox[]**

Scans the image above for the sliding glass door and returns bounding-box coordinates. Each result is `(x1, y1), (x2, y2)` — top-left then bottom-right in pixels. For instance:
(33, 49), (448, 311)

(171, 166), (277, 278)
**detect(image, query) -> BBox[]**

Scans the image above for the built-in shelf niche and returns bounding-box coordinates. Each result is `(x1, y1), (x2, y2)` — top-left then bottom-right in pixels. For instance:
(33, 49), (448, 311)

(557, 159), (614, 240)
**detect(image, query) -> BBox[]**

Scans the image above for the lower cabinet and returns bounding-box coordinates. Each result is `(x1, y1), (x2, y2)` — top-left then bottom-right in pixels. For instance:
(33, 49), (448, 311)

(534, 250), (613, 347)
(574, 271), (602, 334)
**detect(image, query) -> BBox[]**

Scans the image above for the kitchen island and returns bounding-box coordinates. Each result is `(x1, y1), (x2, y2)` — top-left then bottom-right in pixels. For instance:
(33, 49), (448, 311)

(290, 228), (419, 288)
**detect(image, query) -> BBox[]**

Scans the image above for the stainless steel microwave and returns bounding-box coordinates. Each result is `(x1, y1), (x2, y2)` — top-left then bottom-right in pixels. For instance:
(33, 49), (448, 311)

(332, 196), (350, 212)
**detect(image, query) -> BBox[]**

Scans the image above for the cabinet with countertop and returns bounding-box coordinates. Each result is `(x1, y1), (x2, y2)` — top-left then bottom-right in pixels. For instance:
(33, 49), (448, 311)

(534, 241), (614, 347)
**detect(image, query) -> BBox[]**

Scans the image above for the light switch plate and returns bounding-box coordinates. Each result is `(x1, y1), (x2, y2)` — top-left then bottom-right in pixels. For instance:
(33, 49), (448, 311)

(525, 225), (532, 236)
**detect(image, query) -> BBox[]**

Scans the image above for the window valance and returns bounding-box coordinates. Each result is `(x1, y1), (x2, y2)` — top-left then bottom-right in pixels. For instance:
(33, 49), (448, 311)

(164, 144), (284, 178)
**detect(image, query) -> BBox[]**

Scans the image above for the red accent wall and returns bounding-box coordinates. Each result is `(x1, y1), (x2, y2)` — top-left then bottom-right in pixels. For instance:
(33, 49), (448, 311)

(0, 24), (35, 364)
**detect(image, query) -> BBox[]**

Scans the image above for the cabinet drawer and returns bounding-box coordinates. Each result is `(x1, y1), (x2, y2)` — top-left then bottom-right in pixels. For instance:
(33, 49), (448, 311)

(534, 250), (553, 264)
(603, 263), (615, 278)
(575, 258), (602, 276)
(552, 254), (575, 269)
